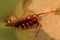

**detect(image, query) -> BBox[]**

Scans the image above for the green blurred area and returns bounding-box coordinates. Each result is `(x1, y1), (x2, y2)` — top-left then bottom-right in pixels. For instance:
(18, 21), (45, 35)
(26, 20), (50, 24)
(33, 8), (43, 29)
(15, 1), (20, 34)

(0, 22), (18, 40)
(0, 0), (22, 40)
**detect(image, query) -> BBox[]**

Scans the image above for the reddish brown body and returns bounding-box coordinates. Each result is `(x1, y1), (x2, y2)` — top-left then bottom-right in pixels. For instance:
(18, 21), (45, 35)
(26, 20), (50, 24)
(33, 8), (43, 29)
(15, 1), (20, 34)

(6, 14), (39, 29)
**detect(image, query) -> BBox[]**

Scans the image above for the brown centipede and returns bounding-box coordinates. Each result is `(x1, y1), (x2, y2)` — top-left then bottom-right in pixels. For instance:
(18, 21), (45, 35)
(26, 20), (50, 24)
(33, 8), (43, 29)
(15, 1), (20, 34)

(6, 10), (60, 36)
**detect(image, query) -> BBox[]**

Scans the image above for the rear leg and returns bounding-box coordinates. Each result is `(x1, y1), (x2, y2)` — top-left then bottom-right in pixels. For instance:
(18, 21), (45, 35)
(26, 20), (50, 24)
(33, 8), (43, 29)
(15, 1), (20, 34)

(35, 17), (42, 36)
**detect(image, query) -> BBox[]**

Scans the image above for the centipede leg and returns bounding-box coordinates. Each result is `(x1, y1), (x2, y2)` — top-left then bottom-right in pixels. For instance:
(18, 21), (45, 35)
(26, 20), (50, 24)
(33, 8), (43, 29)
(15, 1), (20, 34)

(35, 17), (42, 36)
(35, 24), (40, 36)
(35, 24), (42, 36)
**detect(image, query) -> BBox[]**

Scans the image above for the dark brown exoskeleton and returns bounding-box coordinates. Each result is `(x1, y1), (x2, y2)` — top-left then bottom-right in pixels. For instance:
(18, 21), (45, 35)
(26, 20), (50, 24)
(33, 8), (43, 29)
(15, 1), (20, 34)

(7, 14), (40, 28)
(6, 10), (60, 36)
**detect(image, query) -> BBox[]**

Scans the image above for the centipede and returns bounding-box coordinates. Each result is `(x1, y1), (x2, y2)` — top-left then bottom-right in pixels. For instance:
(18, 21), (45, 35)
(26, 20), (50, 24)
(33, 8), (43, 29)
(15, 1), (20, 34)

(6, 10), (60, 36)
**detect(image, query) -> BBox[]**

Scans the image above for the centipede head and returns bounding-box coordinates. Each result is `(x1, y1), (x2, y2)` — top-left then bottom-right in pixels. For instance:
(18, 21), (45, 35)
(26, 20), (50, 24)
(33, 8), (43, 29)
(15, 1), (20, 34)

(6, 16), (17, 26)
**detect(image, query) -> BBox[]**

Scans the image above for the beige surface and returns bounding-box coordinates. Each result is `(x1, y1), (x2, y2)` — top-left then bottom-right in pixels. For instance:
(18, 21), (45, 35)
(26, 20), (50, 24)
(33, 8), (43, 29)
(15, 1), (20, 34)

(28, 0), (60, 40)
(14, 0), (60, 40)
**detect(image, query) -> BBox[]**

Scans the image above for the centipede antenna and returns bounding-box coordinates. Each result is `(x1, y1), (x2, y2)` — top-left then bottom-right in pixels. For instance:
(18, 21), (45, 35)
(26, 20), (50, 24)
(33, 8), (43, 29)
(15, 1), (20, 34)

(35, 10), (60, 16)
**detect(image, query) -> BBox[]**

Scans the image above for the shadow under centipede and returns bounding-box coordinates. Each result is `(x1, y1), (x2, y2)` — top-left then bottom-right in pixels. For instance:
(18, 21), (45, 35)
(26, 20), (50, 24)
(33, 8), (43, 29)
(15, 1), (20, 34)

(37, 28), (55, 40)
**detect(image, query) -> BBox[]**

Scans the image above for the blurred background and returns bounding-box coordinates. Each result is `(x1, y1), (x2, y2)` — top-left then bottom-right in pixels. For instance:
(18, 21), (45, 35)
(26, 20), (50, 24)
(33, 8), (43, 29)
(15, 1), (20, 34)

(0, 0), (60, 40)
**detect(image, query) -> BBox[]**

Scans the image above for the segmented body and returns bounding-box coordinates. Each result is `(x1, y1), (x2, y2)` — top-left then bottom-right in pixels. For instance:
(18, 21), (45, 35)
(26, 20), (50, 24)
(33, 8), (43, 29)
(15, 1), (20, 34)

(6, 14), (40, 29)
